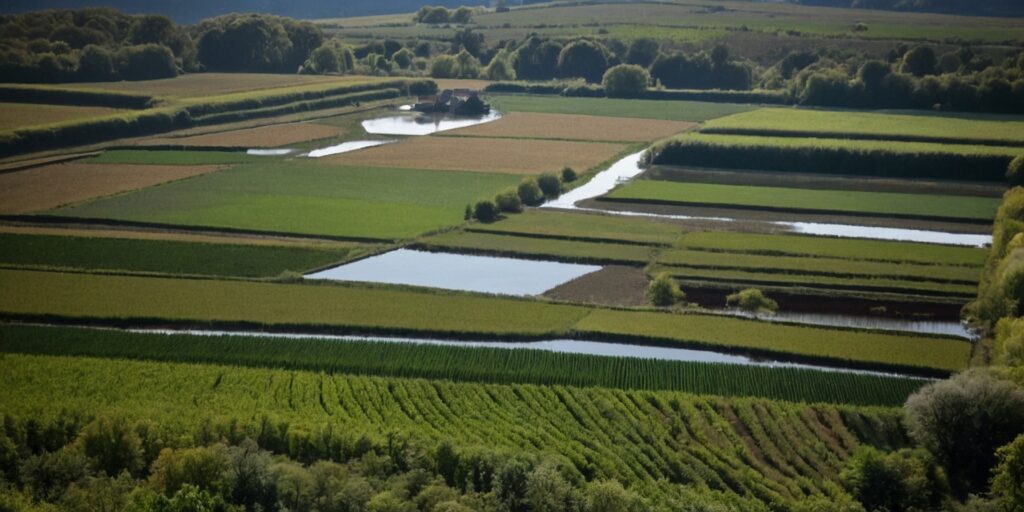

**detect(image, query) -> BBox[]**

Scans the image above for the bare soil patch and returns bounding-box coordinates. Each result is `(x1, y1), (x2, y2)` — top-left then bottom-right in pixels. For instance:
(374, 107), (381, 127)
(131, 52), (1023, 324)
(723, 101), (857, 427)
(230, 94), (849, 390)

(0, 163), (223, 214)
(141, 123), (342, 148)
(544, 265), (649, 307)
(325, 136), (627, 175)
(446, 112), (695, 142)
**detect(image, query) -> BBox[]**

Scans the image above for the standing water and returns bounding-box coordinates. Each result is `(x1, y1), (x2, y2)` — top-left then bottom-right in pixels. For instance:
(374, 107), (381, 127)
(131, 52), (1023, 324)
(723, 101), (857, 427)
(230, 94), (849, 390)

(306, 140), (394, 158)
(362, 111), (501, 136)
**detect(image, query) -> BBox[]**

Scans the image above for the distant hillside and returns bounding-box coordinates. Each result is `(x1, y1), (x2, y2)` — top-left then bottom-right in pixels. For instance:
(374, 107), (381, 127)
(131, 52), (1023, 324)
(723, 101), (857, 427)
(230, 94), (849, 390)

(0, 0), (495, 24)
(785, 0), (1024, 17)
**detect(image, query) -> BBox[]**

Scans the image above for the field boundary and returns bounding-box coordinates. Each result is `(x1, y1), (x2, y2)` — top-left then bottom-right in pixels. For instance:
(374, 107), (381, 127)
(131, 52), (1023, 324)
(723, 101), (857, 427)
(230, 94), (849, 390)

(408, 241), (648, 266)
(465, 226), (671, 247)
(667, 272), (976, 299)
(700, 126), (1024, 148)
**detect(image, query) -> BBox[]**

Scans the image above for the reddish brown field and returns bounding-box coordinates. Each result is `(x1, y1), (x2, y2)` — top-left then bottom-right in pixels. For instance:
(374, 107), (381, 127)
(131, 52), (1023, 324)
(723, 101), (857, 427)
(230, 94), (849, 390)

(0, 163), (223, 214)
(445, 112), (696, 142)
(324, 136), (627, 174)
(544, 265), (650, 307)
(0, 225), (360, 249)
(141, 123), (342, 148)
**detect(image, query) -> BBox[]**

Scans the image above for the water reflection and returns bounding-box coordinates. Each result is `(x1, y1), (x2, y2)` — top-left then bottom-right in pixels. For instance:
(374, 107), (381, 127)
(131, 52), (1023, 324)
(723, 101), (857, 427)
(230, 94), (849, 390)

(719, 309), (976, 339)
(306, 249), (601, 296)
(125, 327), (929, 379)
(362, 111), (501, 136)
(306, 140), (394, 158)
(547, 153), (992, 247)
(246, 149), (293, 156)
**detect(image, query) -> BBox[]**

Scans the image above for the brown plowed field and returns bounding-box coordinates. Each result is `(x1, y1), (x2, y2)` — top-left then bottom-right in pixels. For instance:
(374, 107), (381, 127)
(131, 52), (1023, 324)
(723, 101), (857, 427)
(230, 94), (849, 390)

(0, 163), (223, 214)
(445, 112), (695, 142)
(323, 136), (626, 174)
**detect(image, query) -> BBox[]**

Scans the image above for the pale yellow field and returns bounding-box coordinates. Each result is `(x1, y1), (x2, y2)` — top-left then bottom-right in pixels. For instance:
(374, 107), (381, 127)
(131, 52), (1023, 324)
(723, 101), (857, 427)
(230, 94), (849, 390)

(445, 112), (695, 142)
(141, 123), (342, 148)
(0, 103), (124, 131)
(0, 163), (223, 214)
(68, 73), (377, 99)
(324, 136), (627, 174)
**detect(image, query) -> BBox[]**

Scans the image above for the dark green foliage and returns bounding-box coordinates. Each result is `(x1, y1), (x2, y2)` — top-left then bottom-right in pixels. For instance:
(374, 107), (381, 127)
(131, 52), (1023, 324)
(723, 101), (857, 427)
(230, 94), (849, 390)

(602, 64), (649, 98)
(646, 272), (685, 307)
(0, 233), (350, 278)
(901, 45), (938, 77)
(79, 417), (144, 477)
(904, 370), (1024, 498)
(473, 199), (500, 223)
(649, 47), (752, 91)
(536, 172), (561, 198)
(647, 137), (1014, 182)
(0, 324), (929, 406)
(625, 38), (659, 68)
(557, 40), (609, 83)
(494, 188), (522, 213)
(513, 37), (562, 81)
(725, 288), (779, 315)
(194, 13), (323, 73)
(1008, 155), (1024, 186)
(517, 178), (544, 206)
(991, 434), (1024, 510)
(0, 86), (153, 109)
(560, 167), (577, 183)
(840, 447), (948, 512)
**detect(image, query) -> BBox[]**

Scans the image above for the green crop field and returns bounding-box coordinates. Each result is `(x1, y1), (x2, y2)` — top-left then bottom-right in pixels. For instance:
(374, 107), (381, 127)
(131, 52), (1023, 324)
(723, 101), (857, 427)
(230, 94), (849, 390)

(86, 149), (266, 165)
(0, 324), (926, 406)
(577, 310), (971, 374)
(0, 233), (357, 278)
(0, 352), (907, 506)
(421, 231), (653, 264)
(468, 210), (681, 245)
(704, 108), (1024, 145)
(679, 132), (1020, 157)
(675, 231), (987, 267)
(488, 95), (756, 122)
(604, 180), (1000, 221)
(659, 248), (981, 284)
(53, 161), (521, 240)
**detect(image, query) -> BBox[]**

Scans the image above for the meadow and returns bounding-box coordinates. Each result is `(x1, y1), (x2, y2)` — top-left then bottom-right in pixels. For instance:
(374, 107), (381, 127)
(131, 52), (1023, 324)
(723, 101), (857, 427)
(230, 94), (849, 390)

(85, 149), (267, 165)
(680, 132), (1020, 158)
(324, 135), (628, 175)
(55, 160), (521, 240)
(71, 73), (375, 100)
(704, 108), (1024, 146)
(604, 180), (1000, 222)
(675, 231), (987, 266)
(141, 122), (343, 148)
(441, 112), (695, 142)
(0, 162), (223, 214)
(420, 231), (653, 265)
(487, 95), (756, 122)
(467, 209), (682, 246)
(577, 310), (971, 374)
(0, 352), (906, 506)
(0, 102), (124, 131)
(0, 233), (356, 278)
(0, 324), (926, 406)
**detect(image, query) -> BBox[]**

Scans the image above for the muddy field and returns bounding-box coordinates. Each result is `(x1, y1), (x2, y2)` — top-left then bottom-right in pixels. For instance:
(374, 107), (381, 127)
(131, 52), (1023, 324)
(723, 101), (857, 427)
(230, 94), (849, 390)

(141, 123), (343, 148)
(543, 265), (649, 307)
(0, 163), (224, 214)
(445, 112), (695, 142)
(325, 136), (627, 175)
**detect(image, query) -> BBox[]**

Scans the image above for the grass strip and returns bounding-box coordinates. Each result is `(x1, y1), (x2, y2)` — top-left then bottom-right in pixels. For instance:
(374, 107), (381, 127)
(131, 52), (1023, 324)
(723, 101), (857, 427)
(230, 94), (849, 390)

(420, 230), (652, 264)
(468, 210), (681, 246)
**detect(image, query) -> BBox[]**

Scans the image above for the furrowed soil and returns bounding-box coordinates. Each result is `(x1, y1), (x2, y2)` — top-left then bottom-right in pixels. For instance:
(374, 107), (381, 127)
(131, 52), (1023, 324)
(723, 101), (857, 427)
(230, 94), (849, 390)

(543, 265), (650, 307)
(324, 136), (627, 174)
(443, 112), (696, 142)
(139, 123), (342, 148)
(0, 162), (224, 214)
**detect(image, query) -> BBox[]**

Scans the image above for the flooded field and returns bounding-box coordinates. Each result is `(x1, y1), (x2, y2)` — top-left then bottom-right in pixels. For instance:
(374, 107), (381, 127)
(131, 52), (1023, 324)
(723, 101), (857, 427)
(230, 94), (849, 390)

(306, 249), (601, 296)
(721, 309), (976, 339)
(306, 140), (393, 158)
(362, 111), (501, 136)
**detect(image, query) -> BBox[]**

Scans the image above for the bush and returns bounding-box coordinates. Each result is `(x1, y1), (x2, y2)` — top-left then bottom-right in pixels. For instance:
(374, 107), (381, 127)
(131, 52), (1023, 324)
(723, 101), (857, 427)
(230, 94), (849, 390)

(560, 167), (577, 183)
(473, 200), (500, 223)
(725, 288), (778, 315)
(904, 369), (1024, 498)
(558, 40), (609, 83)
(991, 434), (1024, 510)
(517, 178), (545, 206)
(79, 416), (144, 477)
(494, 188), (522, 213)
(430, 55), (459, 78)
(839, 447), (948, 512)
(1009, 155), (1024, 186)
(602, 64), (649, 98)
(537, 172), (562, 198)
(646, 273), (685, 307)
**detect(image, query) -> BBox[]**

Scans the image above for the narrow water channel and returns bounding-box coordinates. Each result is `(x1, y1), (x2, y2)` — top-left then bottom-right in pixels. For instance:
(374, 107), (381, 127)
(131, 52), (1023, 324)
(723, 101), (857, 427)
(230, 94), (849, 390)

(306, 140), (394, 158)
(361, 111), (501, 136)
(718, 309), (975, 339)
(122, 327), (930, 379)
(544, 152), (992, 247)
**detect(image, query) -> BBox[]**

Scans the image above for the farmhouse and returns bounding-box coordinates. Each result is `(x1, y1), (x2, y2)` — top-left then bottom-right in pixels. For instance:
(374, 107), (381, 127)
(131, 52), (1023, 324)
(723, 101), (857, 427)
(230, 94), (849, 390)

(414, 88), (490, 115)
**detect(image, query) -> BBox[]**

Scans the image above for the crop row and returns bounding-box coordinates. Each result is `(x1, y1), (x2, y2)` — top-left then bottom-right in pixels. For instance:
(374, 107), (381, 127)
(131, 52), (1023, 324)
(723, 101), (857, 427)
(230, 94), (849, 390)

(419, 230), (652, 264)
(0, 269), (970, 373)
(0, 233), (357, 278)
(0, 324), (926, 406)
(0, 352), (907, 504)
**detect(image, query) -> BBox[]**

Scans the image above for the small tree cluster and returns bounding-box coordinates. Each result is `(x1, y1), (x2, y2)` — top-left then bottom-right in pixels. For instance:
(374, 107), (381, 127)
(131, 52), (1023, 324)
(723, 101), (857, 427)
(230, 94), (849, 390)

(647, 273), (685, 307)
(414, 6), (475, 25)
(725, 288), (778, 316)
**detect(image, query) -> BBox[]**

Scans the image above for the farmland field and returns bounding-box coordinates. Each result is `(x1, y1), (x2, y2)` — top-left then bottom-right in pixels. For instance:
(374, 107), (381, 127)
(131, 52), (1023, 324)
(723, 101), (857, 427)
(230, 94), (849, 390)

(0, 324), (926, 406)
(68, 73), (383, 100)
(0, 233), (357, 277)
(0, 162), (224, 214)
(140, 122), (343, 148)
(603, 180), (1000, 222)
(0, 102), (124, 131)
(421, 231), (653, 264)
(467, 209), (683, 245)
(85, 149), (264, 165)
(54, 161), (521, 240)
(676, 132), (1021, 157)
(488, 95), (756, 122)
(323, 135), (629, 175)
(442, 112), (695, 142)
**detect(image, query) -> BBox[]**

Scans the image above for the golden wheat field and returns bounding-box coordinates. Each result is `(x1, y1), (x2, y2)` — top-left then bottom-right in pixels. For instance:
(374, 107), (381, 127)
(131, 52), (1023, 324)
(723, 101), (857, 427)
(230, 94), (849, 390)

(0, 102), (124, 131)
(141, 122), (342, 148)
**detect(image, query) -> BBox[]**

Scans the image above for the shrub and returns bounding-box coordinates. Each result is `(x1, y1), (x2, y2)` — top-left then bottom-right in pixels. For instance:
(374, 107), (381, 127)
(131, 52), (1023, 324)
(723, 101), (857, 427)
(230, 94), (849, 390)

(430, 55), (459, 78)
(901, 45), (937, 77)
(494, 188), (522, 213)
(904, 369), (1024, 498)
(482, 49), (516, 81)
(473, 200), (500, 223)
(561, 167), (577, 183)
(517, 178), (545, 206)
(558, 40), (609, 83)
(537, 173), (562, 198)
(991, 434), (1024, 510)
(602, 64), (649, 98)
(455, 49), (481, 79)
(647, 273), (685, 307)
(839, 447), (948, 512)
(725, 288), (778, 315)
(1009, 155), (1024, 186)
(79, 416), (145, 477)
